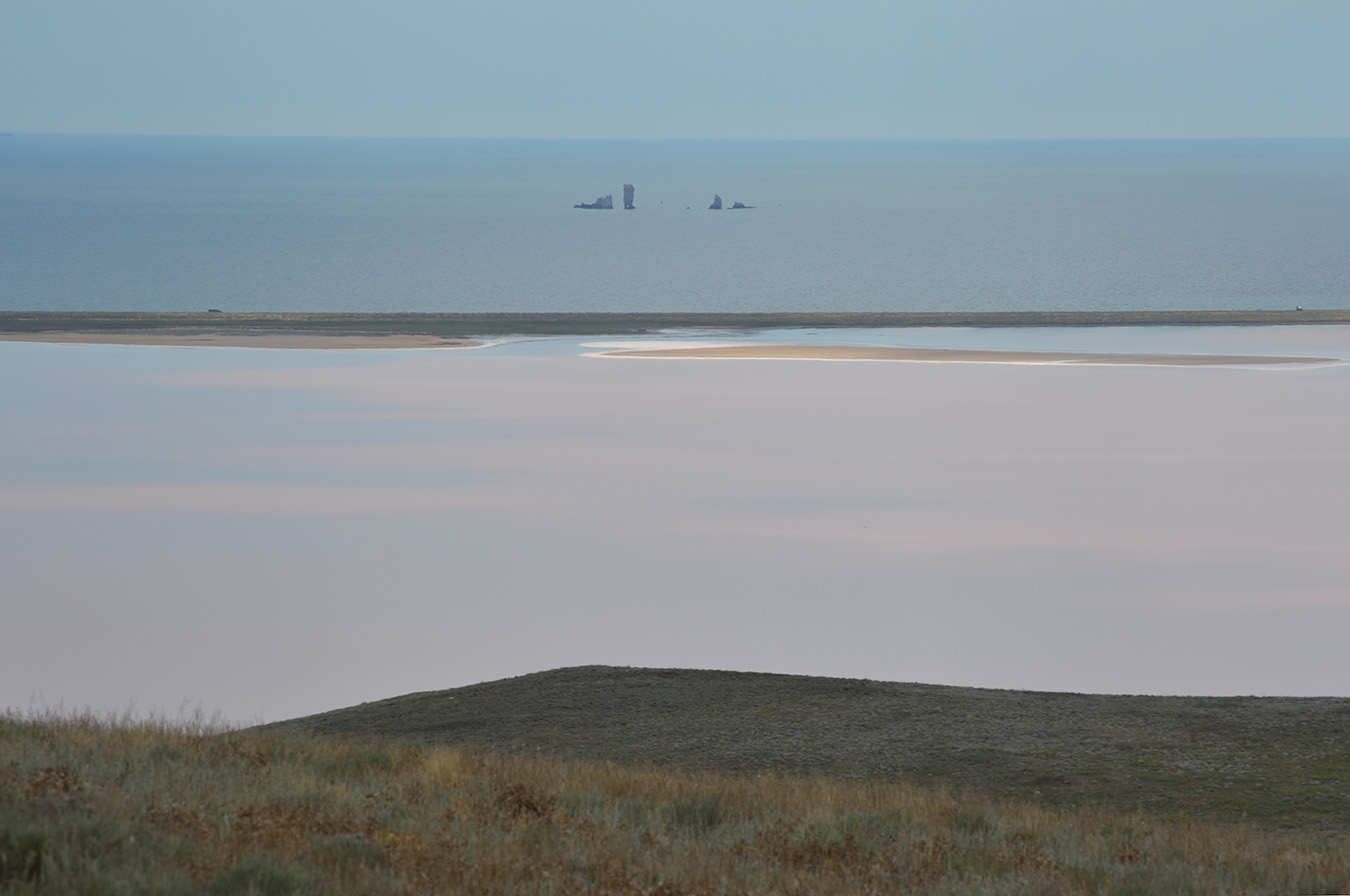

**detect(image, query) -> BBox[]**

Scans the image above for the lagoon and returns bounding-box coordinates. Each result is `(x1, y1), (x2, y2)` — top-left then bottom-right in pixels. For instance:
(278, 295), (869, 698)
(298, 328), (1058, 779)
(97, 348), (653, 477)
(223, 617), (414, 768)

(3, 325), (1349, 721)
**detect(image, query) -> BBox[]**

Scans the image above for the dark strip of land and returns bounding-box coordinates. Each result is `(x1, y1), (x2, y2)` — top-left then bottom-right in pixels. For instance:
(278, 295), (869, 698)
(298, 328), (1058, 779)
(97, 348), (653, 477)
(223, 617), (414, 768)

(2, 309), (1350, 339)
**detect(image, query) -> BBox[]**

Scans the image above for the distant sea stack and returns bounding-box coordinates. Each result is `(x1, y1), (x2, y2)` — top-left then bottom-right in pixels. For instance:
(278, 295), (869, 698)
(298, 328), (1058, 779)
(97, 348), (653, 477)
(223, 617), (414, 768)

(730, 201), (753, 209)
(623, 184), (635, 210)
(709, 194), (723, 210)
(574, 195), (614, 210)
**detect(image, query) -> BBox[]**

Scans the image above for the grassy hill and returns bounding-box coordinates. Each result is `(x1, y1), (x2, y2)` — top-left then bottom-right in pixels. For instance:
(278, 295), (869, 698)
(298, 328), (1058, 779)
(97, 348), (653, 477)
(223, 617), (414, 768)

(264, 666), (1350, 833)
(5, 667), (1349, 894)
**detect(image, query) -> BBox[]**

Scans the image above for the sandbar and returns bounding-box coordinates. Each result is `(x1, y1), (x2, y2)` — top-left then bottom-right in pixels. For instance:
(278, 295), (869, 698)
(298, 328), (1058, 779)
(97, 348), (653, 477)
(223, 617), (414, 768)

(600, 344), (1338, 366)
(0, 331), (477, 350)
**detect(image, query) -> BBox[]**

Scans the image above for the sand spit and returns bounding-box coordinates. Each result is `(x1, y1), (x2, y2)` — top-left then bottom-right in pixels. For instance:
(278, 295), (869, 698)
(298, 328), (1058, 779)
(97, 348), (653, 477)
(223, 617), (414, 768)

(0, 330), (477, 350)
(600, 343), (1339, 366)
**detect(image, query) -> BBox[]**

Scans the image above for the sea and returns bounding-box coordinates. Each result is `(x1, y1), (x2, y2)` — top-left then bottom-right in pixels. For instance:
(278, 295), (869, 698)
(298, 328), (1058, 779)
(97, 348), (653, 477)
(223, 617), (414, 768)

(3, 134), (1349, 315)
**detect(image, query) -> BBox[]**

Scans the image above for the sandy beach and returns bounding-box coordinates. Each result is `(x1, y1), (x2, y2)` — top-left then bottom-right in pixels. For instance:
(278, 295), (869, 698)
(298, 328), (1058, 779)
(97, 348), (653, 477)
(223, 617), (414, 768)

(0, 331), (477, 350)
(600, 343), (1337, 366)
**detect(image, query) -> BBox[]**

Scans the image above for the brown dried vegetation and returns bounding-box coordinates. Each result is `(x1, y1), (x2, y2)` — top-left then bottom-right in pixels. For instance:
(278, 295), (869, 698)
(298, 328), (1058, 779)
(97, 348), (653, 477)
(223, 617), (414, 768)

(2, 711), (1348, 895)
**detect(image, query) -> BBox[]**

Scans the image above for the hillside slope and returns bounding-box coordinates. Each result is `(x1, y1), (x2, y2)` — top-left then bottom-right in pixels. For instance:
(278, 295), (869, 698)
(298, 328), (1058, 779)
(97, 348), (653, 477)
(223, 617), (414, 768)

(264, 666), (1350, 830)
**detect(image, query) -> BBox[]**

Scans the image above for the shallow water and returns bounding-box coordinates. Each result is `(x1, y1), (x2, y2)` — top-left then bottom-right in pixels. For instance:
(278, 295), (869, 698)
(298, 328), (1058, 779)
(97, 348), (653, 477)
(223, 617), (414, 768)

(3, 327), (1349, 720)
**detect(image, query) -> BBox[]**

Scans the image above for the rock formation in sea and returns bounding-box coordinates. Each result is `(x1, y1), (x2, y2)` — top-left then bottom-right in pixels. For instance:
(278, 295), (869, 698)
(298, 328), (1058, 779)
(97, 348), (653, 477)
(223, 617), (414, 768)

(574, 195), (614, 210)
(623, 184), (635, 210)
(709, 194), (722, 210)
(730, 201), (753, 209)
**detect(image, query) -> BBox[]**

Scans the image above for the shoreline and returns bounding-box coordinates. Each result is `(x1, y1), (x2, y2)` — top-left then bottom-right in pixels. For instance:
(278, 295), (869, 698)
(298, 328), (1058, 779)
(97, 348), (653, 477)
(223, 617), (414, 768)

(0, 330), (477, 350)
(2, 309), (1350, 342)
(598, 344), (1340, 366)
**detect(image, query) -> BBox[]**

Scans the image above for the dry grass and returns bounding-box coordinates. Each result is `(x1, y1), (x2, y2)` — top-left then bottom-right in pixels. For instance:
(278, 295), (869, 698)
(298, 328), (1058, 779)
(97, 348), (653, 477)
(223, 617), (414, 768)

(2, 711), (1347, 895)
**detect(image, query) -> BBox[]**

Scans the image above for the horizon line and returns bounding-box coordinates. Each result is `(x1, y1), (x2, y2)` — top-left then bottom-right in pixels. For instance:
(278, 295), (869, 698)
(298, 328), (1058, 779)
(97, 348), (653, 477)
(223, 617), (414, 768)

(8, 131), (1350, 144)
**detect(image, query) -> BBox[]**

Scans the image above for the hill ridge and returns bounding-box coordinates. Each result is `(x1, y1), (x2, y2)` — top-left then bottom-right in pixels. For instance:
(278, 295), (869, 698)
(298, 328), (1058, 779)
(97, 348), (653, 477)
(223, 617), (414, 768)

(263, 666), (1350, 828)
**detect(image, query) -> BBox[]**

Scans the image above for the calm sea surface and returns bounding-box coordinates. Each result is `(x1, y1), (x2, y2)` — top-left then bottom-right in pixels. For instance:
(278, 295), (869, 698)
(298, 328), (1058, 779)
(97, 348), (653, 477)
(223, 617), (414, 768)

(3, 135), (1349, 314)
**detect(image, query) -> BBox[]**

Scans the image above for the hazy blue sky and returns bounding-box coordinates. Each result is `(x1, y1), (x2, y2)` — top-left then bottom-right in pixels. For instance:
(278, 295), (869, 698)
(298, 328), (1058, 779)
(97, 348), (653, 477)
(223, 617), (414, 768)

(5, 0), (1349, 139)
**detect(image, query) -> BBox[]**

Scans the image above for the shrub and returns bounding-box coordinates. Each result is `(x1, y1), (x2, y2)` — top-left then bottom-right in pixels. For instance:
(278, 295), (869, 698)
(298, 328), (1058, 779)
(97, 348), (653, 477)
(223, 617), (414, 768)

(206, 856), (308, 896)
(0, 820), (47, 890)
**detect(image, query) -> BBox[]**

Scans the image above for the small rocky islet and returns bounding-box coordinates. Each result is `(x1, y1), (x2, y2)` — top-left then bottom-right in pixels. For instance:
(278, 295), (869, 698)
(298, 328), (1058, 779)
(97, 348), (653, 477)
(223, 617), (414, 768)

(574, 185), (752, 210)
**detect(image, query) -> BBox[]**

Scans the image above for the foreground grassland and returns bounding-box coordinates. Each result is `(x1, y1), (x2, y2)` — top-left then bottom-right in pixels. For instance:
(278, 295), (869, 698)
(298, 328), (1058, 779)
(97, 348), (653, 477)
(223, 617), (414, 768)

(2, 714), (1348, 896)
(4, 308), (1350, 338)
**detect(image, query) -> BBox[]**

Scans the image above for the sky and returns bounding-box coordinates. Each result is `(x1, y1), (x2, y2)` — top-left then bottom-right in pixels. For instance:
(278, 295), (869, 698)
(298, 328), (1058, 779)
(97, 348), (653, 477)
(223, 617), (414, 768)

(4, 331), (1350, 722)
(4, 0), (1350, 139)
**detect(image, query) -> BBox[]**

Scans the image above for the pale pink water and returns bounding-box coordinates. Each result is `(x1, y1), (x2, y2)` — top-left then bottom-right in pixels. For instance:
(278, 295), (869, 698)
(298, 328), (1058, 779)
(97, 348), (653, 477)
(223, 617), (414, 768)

(3, 333), (1349, 721)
